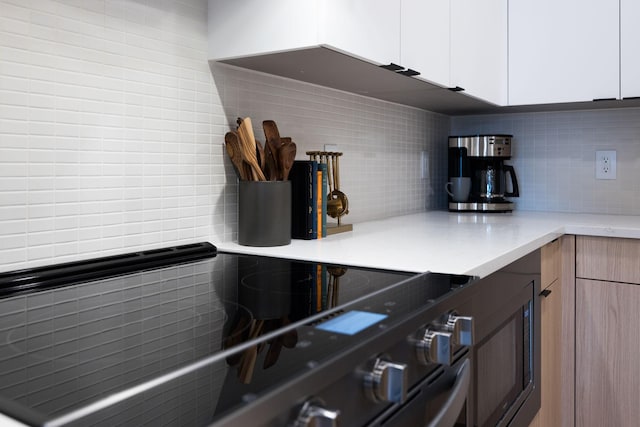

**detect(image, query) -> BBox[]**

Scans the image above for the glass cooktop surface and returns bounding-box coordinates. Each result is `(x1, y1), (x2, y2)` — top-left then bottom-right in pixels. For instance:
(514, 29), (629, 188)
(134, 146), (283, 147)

(0, 244), (474, 426)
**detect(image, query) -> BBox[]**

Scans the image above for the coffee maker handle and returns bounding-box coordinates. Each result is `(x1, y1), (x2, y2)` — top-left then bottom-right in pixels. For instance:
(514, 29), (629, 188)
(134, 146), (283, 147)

(504, 164), (519, 197)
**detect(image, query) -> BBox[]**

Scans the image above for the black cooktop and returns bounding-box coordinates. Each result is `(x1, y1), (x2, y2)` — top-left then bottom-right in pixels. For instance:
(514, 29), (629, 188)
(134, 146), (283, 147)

(0, 243), (474, 426)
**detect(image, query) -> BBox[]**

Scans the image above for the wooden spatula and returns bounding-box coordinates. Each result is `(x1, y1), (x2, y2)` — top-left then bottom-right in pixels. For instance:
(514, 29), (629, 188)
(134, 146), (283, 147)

(237, 117), (266, 181)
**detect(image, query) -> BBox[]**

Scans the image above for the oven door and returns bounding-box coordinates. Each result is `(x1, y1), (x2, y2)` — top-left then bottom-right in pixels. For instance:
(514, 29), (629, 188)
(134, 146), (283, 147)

(371, 351), (471, 427)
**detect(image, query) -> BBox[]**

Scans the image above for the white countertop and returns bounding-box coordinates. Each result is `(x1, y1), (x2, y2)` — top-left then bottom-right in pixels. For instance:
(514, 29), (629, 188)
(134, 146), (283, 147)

(217, 211), (640, 278)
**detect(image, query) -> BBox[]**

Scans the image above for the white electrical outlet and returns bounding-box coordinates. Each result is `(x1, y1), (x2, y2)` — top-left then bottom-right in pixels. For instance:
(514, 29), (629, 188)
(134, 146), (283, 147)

(596, 150), (617, 180)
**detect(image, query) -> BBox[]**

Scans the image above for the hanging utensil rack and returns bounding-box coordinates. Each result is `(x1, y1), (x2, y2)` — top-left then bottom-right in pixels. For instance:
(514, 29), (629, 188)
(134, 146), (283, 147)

(307, 151), (353, 235)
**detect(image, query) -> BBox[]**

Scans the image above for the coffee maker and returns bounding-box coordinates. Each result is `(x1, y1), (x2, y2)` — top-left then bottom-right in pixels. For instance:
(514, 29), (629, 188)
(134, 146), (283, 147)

(448, 134), (519, 212)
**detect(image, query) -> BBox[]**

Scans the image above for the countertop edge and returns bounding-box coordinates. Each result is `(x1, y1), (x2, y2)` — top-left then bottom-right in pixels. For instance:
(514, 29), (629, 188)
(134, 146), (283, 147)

(217, 211), (640, 278)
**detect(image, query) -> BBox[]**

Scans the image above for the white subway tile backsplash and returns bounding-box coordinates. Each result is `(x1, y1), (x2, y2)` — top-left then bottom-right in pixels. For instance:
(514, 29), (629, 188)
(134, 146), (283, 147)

(451, 108), (640, 215)
(2, 0), (636, 273)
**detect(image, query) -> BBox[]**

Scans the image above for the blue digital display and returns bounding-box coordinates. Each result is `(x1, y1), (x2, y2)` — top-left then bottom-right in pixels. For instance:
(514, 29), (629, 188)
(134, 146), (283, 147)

(316, 310), (388, 335)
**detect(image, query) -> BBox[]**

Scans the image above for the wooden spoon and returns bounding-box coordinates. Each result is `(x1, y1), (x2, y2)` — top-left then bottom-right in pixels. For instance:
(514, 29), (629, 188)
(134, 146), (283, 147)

(224, 131), (247, 180)
(262, 120), (282, 178)
(237, 117), (266, 181)
(263, 140), (279, 181)
(277, 140), (297, 180)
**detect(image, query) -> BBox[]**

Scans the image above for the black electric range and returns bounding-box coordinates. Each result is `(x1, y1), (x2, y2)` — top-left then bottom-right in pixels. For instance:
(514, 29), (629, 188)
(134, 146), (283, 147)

(0, 243), (477, 427)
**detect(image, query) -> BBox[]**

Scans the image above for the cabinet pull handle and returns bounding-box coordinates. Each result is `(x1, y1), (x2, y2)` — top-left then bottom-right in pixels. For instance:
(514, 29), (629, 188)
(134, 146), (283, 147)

(379, 63), (404, 72)
(540, 289), (552, 298)
(448, 86), (465, 92)
(592, 97), (617, 102)
(397, 68), (420, 77)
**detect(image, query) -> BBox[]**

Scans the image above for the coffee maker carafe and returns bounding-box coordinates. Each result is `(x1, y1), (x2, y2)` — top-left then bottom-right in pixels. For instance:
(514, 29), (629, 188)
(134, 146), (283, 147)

(447, 135), (519, 212)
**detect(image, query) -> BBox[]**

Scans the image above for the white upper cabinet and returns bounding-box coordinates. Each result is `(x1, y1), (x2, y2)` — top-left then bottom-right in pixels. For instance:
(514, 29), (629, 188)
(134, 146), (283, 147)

(400, 0), (451, 88)
(319, 0), (401, 66)
(208, 0), (401, 66)
(451, 0), (508, 105)
(509, 0), (619, 105)
(621, 0), (640, 98)
(208, 0), (321, 60)
(208, 0), (506, 109)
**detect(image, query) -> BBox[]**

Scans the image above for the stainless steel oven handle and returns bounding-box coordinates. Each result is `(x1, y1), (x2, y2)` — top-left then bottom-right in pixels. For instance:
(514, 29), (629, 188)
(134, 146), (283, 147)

(425, 359), (470, 427)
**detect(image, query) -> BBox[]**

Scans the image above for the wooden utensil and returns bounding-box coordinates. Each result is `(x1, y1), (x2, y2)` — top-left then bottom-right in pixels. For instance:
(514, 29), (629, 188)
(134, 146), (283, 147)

(224, 131), (247, 181)
(224, 313), (250, 365)
(238, 319), (264, 384)
(255, 138), (265, 172)
(277, 140), (297, 180)
(335, 154), (348, 215)
(263, 140), (279, 181)
(326, 154), (343, 217)
(327, 153), (348, 217)
(262, 120), (282, 178)
(263, 335), (283, 369)
(237, 117), (266, 181)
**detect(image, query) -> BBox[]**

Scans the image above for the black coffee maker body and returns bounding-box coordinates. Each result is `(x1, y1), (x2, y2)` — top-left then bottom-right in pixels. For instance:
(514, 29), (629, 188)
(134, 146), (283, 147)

(448, 135), (519, 212)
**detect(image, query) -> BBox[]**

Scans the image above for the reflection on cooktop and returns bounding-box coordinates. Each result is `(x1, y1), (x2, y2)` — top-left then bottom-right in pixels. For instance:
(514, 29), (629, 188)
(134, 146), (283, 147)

(0, 251), (415, 425)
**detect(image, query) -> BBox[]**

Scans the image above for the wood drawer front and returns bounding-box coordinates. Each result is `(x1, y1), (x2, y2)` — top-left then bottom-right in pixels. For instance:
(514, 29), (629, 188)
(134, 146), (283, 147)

(576, 278), (640, 427)
(541, 238), (561, 289)
(576, 236), (640, 284)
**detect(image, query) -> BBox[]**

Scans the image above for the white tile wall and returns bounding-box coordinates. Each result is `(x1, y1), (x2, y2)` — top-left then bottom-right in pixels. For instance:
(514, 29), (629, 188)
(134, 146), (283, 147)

(5, 1), (638, 274)
(0, 0), (217, 272)
(451, 108), (640, 214)
(0, 0), (449, 272)
(212, 63), (451, 235)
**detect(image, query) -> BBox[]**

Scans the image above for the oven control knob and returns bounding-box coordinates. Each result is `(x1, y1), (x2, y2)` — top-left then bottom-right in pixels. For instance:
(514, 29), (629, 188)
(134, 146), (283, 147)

(445, 314), (474, 346)
(363, 357), (408, 404)
(294, 398), (340, 427)
(416, 329), (452, 366)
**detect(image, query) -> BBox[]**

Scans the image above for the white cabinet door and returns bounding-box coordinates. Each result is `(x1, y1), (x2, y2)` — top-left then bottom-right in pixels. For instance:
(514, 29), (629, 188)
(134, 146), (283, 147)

(621, 0), (640, 98)
(450, 0), (507, 105)
(509, 0), (619, 105)
(319, 0), (401, 66)
(209, 0), (401, 67)
(400, 0), (451, 88)
(208, 0), (320, 60)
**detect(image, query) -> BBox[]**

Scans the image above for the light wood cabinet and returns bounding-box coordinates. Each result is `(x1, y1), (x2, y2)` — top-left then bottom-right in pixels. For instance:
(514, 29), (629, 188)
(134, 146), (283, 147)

(575, 236), (640, 427)
(530, 238), (563, 427)
(577, 235), (640, 284)
(541, 237), (561, 289)
(530, 278), (561, 427)
(576, 278), (640, 427)
(530, 236), (575, 427)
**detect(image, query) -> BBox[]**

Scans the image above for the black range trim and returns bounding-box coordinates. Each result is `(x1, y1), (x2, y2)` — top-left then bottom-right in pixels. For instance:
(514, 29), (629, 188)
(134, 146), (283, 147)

(0, 242), (217, 297)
